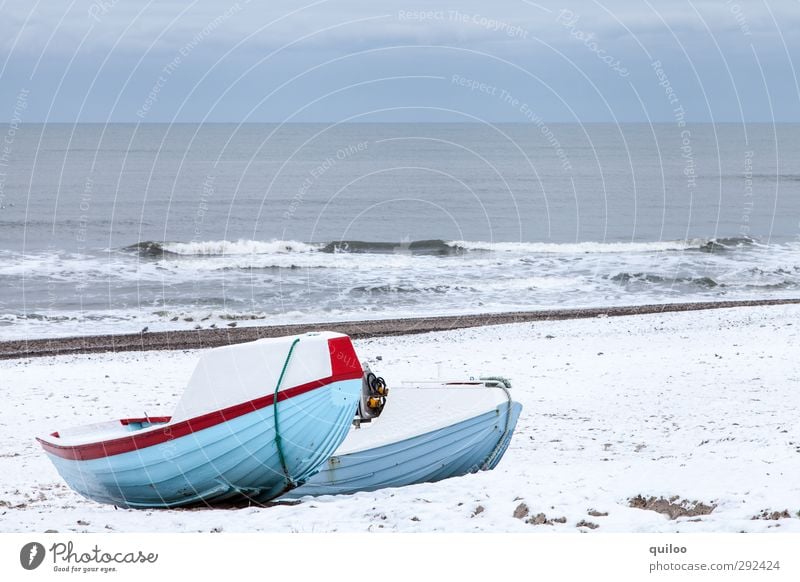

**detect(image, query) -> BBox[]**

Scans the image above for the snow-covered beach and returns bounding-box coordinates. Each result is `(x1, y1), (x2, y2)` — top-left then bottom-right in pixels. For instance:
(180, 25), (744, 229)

(1, 304), (798, 533)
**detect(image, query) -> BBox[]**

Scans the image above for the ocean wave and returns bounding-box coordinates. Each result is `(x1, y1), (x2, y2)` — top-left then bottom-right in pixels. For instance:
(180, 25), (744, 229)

(747, 266), (800, 275)
(448, 237), (761, 254)
(743, 281), (797, 290)
(609, 272), (719, 288)
(695, 237), (760, 253)
(320, 239), (466, 256)
(348, 284), (477, 295)
(124, 239), (320, 257)
(122, 236), (771, 260)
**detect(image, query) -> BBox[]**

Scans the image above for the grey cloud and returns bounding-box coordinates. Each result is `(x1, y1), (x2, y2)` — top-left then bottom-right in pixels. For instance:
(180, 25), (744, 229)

(0, 0), (797, 122)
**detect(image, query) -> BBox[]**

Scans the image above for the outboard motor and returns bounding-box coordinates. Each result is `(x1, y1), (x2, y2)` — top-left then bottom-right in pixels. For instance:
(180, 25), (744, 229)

(355, 363), (388, 426)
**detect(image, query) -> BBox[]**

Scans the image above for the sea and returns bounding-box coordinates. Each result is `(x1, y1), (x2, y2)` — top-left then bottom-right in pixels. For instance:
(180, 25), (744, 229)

(0, 123), (798, 340)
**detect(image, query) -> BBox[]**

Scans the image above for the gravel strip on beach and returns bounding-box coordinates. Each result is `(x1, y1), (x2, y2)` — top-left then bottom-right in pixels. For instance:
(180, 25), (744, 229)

(1, 298), (799, 360)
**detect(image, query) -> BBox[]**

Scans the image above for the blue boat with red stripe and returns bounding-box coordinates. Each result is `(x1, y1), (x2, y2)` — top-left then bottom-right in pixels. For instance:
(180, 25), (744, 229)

(36, 332), (363, 508)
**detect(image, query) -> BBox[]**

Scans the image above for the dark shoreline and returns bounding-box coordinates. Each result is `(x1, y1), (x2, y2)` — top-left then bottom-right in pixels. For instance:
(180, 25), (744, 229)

(1, 298), (798, 361)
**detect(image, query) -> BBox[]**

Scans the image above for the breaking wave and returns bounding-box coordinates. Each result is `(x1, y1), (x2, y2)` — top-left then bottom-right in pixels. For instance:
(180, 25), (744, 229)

(349, 284), (478, 295)
(123, 236), (766, 259)
(124, 239), (320, 257)
(450, 237), (761, 254)
(609, 273), (720, 288)
(695, 237), (760, 253)
(320, 239), (465, 255)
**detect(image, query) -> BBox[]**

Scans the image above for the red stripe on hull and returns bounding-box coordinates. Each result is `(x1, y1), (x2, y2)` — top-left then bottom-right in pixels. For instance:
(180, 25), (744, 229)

(37, 369), (362, 462)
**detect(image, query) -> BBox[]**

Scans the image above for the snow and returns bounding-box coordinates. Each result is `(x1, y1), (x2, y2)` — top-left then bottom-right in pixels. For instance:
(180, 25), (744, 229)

(1, 305), (799, 533)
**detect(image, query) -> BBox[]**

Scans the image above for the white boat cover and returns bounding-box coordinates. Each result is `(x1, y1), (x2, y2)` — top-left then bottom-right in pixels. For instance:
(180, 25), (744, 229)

(171, 331), (346, 422)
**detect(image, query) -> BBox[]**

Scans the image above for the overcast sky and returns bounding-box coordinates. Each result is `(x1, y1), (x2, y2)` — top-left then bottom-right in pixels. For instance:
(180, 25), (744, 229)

(1, 0), (798, 122)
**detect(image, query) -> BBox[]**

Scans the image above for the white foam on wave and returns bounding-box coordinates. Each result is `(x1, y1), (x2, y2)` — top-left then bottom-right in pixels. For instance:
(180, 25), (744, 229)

(448, 239), (711, 253)
(141, 236), (789, 258)
(161, 239), (321, 256)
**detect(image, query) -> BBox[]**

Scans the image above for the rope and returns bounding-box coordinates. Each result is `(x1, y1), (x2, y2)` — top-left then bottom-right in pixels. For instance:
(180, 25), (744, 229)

(273, 337), (301, 489)
(479, 375), (512, 390)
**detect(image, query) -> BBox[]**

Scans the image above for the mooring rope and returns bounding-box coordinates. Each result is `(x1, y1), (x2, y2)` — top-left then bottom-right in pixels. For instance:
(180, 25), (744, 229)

(273, 337), (301, 489)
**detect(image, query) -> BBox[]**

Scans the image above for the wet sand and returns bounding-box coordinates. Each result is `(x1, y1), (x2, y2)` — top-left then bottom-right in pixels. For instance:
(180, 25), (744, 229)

(1, 297), (798, 360)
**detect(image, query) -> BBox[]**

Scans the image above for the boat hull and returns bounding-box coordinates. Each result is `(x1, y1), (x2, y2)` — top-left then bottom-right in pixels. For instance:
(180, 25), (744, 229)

(42, 378), (361, 508)
(285, 400), (522, 498)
